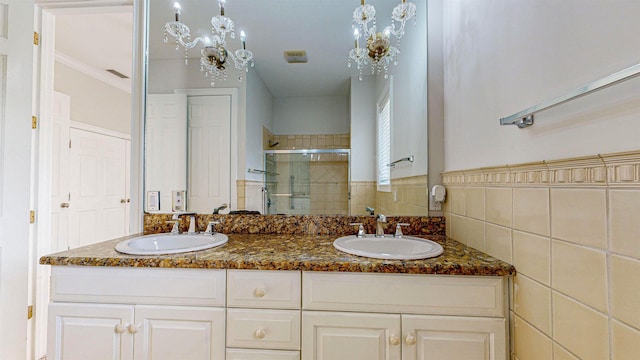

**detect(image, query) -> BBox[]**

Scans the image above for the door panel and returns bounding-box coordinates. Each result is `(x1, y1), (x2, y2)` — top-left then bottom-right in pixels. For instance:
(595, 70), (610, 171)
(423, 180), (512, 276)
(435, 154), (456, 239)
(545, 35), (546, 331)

(134, 305), (226, 360)
(69, 128), (129, 248)
(145, 94), (187, 212)
(302, 311), (401, 360)
(402, 315), (506, 360)
(47, 303), (134, 360)
(51, 92), (71, 251)
(188, 95), (231, 213)
(0, 2), (35, 358)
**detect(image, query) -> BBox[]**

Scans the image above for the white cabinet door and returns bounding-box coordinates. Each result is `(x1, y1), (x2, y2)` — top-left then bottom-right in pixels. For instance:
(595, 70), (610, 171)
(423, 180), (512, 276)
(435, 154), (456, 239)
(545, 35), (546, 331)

(401, 315), (506, 360)
(47, 303), (134, 360)
(133, 305), (226, 360)
(302, 311), (401, 360)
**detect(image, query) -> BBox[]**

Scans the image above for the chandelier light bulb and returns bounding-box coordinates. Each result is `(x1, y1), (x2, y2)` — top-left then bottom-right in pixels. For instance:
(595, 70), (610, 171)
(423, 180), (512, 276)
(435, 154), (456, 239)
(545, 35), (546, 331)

(219, 0), (226, 16)
(353, 28), (360, 48)
(240, 30), (246, 49)
(173, 2), (181, 21)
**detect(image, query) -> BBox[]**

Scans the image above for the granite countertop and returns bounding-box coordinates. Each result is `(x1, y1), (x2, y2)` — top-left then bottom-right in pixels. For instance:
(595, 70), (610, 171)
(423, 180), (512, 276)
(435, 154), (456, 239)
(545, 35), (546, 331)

(39, 234), (515, 276)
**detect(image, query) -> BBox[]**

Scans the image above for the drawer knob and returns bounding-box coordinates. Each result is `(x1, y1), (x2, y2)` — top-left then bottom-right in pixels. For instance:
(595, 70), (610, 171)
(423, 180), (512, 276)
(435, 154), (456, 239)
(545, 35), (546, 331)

(115, 324), (126, 334)
(255, 328), (267, 339)
(389, 335), (400, 346)
(254, 288), (266, 298)
(128, 324), (140, 334)
(405, 334), (416, 345)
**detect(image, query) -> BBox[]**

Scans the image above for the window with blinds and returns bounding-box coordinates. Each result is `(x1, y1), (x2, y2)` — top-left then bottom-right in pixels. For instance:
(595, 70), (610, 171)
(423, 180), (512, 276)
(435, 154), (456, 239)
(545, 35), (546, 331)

(377, 85), (391, 191)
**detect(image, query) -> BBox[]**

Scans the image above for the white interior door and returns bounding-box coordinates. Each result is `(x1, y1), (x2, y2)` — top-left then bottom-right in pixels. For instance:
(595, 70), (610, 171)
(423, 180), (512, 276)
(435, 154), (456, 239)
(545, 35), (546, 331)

(188, 95), (231, 213)
(69, 128), (129, 248)
(145, 94), (187, 212)
(0, 2), (35, 359)
(51, 91), (71, 252)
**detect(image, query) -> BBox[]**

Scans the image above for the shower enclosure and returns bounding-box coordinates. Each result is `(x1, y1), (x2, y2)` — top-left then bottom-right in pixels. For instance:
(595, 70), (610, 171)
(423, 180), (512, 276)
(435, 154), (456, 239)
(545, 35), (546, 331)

(264, 149), (350, 215)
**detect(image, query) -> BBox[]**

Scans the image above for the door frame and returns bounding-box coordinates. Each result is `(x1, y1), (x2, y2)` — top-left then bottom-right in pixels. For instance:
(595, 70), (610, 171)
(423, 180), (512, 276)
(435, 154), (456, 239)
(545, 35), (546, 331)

(34, 0), (144, 357)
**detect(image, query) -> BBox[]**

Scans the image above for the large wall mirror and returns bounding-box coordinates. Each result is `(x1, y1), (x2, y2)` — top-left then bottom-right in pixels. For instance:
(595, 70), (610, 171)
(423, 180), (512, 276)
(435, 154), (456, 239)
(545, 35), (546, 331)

(144, 0), (428, 216)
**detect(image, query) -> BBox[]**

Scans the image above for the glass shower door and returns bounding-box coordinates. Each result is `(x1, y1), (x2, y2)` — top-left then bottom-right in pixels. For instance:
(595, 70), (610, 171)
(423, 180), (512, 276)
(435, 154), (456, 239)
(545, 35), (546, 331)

(264, 150), (350, 215)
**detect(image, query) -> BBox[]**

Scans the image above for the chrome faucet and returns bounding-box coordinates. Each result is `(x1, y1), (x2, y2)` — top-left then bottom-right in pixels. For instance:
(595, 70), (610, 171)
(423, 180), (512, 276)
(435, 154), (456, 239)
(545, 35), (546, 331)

(213, 203), (228, 214)
(173, 213), (197, 234)
(375, 214), (387, 237)
(365, 206), (375, 215)
(166, 213), (181, 234)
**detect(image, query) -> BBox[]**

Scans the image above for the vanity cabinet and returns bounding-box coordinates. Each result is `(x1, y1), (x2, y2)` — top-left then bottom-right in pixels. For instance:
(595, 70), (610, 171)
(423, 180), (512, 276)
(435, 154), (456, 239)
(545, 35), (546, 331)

(301, 272), (507, 360)
(47, 267), (227, 360)
(47, 267), (508, 360)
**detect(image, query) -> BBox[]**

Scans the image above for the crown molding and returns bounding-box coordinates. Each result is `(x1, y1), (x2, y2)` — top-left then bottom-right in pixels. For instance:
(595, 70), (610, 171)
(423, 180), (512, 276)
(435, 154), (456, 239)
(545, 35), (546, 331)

(55, 51), (131, 94)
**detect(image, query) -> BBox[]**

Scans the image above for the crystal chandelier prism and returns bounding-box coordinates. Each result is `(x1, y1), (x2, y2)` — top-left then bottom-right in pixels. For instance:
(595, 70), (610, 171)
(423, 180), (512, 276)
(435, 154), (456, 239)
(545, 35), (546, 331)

(163, 0), (255, 87)
(348, 0), (416, 80)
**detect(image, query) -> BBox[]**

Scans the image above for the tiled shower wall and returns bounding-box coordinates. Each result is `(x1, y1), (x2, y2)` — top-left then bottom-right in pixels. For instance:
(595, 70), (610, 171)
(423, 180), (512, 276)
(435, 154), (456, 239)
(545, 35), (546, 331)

(442, 151), (640, 359)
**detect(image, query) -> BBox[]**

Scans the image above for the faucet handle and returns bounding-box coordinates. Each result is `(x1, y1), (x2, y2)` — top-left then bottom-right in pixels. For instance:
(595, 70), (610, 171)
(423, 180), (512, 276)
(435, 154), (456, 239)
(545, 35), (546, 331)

(350, 223), (366, 237)
(166, 220), (181, 234)
(204, 221), (221, 235)
(394, 223), (410, 238)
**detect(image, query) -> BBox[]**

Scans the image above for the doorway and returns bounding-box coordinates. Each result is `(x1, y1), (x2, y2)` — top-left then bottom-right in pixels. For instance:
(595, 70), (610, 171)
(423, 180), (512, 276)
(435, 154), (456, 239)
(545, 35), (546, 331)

(35, 3), (134, 358)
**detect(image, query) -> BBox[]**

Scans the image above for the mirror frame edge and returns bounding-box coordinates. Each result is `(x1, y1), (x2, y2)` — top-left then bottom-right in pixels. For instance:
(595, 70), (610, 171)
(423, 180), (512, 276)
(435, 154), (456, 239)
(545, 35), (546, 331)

(131, 0), (148, 234)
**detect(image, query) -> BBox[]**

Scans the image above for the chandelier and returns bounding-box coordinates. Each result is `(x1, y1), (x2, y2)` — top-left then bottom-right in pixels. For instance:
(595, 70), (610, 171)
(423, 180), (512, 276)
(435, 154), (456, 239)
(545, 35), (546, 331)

(348, 0), (416, 80)
(163, 0), (254, 87)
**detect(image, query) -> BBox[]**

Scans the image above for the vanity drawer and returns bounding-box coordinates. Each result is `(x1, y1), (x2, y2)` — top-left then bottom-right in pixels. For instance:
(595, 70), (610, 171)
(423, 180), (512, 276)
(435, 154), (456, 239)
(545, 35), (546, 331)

(227, 309), (301, 350)
(226, 349), (300, 360)
(50, 266), (226, 306)
(302, 271), (506, 317)
(227, 270), (301, 309)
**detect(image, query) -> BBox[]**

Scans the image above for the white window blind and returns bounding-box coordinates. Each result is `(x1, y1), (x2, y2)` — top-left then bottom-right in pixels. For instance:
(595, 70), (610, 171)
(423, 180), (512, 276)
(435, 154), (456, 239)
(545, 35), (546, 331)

(377, 91), (391, 191)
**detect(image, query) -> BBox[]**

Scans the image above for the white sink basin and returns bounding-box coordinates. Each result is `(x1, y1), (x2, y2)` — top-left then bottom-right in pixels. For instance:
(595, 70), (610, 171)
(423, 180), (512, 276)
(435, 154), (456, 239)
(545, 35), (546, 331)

(115, 233), (228, 255)
(333, 234), (444, 260)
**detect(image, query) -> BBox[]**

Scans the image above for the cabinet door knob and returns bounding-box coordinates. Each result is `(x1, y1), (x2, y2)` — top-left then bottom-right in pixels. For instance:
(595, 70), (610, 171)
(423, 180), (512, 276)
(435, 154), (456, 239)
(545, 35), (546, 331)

(255, 328), (266, 339)
(60, 202), (70, 208)
(405, 333), (416, 345)
(254, 288), (266, 298)
(128, 324), (140, 334)
(389, 335), (400, 346)
(115, 324), (126, 334)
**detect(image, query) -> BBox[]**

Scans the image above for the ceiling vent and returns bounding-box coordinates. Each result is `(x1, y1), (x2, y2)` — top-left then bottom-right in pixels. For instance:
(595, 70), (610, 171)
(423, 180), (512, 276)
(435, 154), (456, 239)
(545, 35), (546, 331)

(106, 69), (129, 79)
(284, 50), (308, 64)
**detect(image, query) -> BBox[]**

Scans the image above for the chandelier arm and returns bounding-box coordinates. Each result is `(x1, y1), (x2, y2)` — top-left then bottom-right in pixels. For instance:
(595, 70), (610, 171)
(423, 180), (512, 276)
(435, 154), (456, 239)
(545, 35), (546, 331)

(179, 36), (207, 50)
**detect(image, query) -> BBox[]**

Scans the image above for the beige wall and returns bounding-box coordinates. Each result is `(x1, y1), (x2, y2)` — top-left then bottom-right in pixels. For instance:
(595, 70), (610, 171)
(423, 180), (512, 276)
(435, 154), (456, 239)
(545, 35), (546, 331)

(54, 61), (131, 134)
(443, 150), (640, 359)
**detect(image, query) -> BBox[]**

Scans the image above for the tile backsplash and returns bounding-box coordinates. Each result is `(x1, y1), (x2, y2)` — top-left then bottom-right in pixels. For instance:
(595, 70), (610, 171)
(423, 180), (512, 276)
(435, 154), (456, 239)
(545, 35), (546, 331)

(442, 150), (640, 359)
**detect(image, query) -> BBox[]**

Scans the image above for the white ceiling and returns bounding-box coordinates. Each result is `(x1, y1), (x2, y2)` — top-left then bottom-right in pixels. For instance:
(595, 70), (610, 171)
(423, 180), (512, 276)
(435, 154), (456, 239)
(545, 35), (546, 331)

(55, 0), (425, 98)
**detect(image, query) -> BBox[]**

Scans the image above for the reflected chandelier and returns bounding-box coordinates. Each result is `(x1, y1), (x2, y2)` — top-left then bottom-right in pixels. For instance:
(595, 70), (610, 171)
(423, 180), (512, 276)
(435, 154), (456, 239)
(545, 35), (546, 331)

(348, 0), (416, 80)
(163, 0), (255, 87)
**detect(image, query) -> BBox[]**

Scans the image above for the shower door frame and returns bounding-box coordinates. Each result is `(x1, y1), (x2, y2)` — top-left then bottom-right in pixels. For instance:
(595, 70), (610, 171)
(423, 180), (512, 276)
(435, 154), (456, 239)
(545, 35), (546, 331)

(263, 149), (351, 215)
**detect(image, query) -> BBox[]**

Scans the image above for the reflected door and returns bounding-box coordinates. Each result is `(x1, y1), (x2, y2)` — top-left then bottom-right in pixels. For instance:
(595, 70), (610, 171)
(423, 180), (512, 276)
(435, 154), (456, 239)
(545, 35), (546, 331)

(187, 95), (231, 213)
(145, 94), (188, 212)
